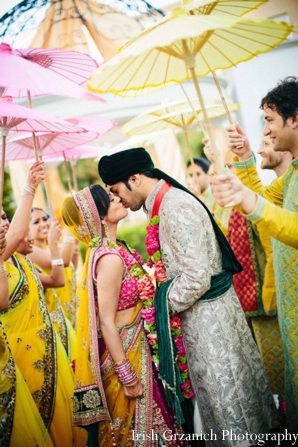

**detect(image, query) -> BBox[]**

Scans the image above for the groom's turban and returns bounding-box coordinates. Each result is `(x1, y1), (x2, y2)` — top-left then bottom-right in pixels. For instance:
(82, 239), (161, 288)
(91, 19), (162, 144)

(98, 147), (155, 185)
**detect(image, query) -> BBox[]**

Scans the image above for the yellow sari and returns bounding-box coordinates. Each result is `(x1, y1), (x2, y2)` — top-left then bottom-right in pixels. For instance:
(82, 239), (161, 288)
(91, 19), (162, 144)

(1, 253), (87, 447)
(0, 321), (53, 447)
(55, 263), (77, 329)
(43, 258), (77, 361)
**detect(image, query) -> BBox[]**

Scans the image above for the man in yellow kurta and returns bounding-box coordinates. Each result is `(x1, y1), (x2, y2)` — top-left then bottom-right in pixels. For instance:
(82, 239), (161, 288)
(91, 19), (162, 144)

(211, 76), (298, 432)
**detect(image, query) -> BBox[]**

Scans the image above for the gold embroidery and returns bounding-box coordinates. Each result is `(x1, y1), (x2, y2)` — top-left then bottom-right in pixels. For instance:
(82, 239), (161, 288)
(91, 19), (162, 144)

(33, 359), (45, 371)
(76, 225), (89, 238)
(33, 390), (43, 403)
(2, 360), (14, 379)
(82, 390), (102, 409)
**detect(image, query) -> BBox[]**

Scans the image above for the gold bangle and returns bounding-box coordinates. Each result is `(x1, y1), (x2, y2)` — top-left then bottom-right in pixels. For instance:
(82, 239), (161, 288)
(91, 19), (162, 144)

(114, 357), (128, 366)
(0, 264), (6, 274)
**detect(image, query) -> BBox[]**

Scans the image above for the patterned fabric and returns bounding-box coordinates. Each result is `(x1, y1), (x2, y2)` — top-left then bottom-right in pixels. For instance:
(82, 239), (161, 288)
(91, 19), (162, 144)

(228, 209), (263, 315)
(273, 161), (298, 430)
(145, 180), (279, 445)
(234, 157), (298, 432)
(92, 247), (139, 311)
(251, 316), (284, 396)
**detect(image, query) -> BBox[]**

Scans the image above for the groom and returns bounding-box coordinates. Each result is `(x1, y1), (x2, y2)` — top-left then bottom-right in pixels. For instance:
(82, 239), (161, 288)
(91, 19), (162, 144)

(98, 147), (279, 439)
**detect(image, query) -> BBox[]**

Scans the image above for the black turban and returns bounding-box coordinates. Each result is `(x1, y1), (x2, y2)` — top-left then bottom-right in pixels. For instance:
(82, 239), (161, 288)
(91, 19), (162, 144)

(98, 147), (155, 185)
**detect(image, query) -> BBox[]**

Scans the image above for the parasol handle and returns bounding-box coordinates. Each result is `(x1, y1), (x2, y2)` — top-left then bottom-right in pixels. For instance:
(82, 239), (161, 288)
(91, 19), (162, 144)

(63, 152), (73, 192)
(172, 129), (188, 178)
(211, 72), (243, 150)
(188, 66), (225, 174)
(27, 91), (39, 161)
(179, 83), (206, 135)
(0, 134), (7, 215)
(70, 158), (79, 192)
(39, 152), (54, 219)
(211, 72), (233, 125)
(188, 67), (234, 207)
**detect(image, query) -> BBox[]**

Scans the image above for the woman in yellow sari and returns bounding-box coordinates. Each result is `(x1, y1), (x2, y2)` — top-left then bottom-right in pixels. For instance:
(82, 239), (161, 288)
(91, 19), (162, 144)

(28, 207), (77, 359)
(61, 185), (186, 447)
(1, 163), (86, 447)
(0, 210), (53, 447)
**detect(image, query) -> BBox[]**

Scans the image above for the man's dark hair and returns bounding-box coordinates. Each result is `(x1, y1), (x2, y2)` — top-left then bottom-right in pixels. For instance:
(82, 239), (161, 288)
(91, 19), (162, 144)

(260, 76), (298, 123)
(187, 157), (210, 174)
(122, 170), (161, 191)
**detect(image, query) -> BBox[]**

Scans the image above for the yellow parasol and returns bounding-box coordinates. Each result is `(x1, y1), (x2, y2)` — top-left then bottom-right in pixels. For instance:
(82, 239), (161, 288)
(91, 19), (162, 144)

(88, 9), (292, 173)
(122, 101), (240, 165)
(182, 0), (267, 18)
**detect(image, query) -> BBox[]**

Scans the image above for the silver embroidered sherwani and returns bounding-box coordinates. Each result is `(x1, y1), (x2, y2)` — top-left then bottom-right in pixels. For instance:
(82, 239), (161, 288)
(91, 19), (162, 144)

(145, 180), (279, 446)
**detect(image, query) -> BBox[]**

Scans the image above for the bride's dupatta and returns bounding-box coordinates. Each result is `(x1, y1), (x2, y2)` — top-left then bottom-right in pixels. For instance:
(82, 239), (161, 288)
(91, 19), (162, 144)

(61, 189), (111, 431)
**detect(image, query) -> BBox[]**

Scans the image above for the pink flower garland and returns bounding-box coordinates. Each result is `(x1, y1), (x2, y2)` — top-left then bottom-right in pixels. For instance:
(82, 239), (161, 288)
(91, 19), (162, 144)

(145, 216), (194, 399)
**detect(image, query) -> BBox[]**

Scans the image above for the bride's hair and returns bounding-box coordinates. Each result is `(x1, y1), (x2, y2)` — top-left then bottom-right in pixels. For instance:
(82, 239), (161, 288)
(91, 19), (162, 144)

(89, 184), (110, 219)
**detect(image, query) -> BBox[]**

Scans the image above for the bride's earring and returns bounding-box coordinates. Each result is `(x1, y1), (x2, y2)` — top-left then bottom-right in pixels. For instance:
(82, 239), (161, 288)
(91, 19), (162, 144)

(101, 219), (110, 242)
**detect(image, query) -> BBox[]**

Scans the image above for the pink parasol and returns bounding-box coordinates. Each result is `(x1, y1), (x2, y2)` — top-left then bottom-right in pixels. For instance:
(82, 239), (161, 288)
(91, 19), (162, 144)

(25, 115), (116, 191)
(5, 131), (99, 161)
(0, 43), (103, 102)
(0, 96), (86, 214)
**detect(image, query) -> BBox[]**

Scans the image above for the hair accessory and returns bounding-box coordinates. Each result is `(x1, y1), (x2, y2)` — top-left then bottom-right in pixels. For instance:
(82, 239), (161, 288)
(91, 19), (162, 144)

(51, 258), (64, 266)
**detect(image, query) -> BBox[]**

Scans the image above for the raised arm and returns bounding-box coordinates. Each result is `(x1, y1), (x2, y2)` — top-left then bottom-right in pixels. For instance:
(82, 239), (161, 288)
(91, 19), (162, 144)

(4, 162), (44, 261)
(211, 172), (298, 249)
(37, 221), (65, 288)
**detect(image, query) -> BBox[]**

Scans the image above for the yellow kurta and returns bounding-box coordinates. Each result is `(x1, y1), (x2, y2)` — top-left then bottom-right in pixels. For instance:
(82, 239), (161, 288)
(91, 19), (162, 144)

(234, 156), (298, 431)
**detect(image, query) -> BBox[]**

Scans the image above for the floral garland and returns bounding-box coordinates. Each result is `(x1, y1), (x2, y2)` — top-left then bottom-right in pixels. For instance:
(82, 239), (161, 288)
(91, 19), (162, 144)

(145, 216), (194, 399)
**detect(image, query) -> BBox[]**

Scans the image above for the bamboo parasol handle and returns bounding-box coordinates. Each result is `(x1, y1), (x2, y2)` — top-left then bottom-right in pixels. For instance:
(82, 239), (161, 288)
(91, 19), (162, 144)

(27, 91), (40, 161)
(63, 152), (73, 192)
(0, 133), (7, 215)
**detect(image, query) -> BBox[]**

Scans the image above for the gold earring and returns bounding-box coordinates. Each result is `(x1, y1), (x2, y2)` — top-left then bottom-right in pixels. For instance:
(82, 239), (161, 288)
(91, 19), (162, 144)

(101, 219), (110, 242)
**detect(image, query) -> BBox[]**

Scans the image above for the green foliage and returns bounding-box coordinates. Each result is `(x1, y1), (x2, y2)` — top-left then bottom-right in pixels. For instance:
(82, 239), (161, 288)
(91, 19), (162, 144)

(176, 129), (207, 163)
(58, 158), (101, 192)
(117, 221), (148, 261)
(3, 169), (16, 218)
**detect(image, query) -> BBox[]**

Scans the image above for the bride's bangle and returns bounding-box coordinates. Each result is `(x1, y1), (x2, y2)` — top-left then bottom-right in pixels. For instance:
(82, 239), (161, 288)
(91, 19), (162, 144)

(0, 264), (6, 274)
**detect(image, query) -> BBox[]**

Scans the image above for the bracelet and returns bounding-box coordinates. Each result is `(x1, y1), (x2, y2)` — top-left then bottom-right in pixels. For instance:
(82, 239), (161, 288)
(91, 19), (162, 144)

(63, 235), (76, 244)
(22, 185), (36, 196)
(73, 248), (80, 255)
(114, 357), (128, 367)
(51, 258), (64, 266)
(27, 184), (36, 193)
(114, 359), (138, 386)
(0, 264), (6, 274)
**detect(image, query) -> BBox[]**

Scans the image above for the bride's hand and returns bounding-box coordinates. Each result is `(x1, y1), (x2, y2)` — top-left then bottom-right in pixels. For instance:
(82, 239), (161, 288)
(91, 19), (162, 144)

(124, 381), (143, 400)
